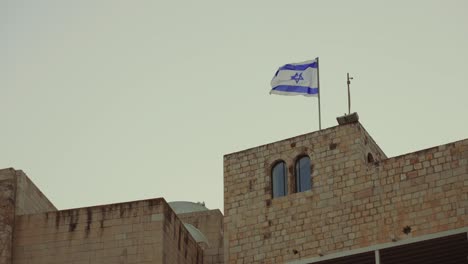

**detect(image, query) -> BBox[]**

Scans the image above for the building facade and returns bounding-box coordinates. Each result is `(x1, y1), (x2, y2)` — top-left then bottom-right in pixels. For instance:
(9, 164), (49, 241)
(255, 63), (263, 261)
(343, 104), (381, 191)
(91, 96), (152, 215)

(223, 115), (467, 263)
(1, 115), (467, 263)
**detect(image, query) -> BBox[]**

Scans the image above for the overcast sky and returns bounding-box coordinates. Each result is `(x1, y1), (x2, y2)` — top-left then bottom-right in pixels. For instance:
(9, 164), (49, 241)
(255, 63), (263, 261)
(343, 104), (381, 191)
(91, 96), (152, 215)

(2, 0), (467, 212)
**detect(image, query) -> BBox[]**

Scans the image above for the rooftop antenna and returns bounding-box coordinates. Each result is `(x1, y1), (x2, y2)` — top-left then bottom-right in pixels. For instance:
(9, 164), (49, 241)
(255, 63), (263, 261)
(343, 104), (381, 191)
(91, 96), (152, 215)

(347, 73), (354, 114)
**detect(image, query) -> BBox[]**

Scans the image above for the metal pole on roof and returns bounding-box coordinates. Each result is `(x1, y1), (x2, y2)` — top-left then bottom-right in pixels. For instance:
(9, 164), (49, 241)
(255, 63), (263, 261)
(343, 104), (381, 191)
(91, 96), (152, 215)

(347, 73), (353, 115)
(316, 57), (321, 130)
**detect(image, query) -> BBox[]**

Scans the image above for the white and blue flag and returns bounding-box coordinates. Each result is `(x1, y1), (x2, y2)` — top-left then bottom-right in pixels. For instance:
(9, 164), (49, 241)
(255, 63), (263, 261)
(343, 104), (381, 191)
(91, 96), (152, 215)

(270, 59), (319, 97)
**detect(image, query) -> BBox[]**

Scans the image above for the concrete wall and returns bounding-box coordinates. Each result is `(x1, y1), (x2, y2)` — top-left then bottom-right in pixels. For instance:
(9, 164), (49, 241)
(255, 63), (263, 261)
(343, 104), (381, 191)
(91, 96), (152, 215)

(178, 210), (224, 263)
(223, 122), (467, 263)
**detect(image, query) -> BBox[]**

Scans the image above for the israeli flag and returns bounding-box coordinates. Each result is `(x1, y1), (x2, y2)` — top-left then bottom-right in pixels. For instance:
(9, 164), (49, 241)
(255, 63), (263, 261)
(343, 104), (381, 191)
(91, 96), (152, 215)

(270, 59), (319, 97)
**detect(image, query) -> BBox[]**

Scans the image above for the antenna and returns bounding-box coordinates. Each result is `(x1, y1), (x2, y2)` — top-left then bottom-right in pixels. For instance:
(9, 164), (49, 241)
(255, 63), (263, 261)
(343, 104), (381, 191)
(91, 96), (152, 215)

(347, 73), (354, 114)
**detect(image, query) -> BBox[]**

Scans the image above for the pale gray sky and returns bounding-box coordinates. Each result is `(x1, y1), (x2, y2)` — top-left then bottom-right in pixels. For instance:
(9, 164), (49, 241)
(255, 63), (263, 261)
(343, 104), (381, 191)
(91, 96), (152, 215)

(2, 0), (467, 211)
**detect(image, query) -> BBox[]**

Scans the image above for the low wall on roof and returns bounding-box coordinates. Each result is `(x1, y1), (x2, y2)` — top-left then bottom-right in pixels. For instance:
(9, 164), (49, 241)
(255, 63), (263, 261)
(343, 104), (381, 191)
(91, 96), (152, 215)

(13, 198), (203, 264)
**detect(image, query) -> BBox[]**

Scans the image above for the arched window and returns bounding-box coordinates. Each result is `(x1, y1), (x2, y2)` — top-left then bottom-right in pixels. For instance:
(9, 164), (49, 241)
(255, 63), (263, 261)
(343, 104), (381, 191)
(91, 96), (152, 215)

(271, 161), (287, 198)
(295, 156), (311, 192)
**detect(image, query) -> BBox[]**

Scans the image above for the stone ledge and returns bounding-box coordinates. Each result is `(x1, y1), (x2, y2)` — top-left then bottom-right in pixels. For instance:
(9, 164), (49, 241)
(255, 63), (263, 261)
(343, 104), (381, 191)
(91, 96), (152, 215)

(337, 112), (359, 125)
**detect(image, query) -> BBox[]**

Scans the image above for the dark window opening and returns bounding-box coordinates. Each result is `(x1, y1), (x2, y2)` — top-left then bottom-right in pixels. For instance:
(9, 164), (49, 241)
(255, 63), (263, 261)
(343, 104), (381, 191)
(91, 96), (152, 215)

(367, 153), (374, 163)
(295, 156), (312, 192)
(272, 161), (287, 198)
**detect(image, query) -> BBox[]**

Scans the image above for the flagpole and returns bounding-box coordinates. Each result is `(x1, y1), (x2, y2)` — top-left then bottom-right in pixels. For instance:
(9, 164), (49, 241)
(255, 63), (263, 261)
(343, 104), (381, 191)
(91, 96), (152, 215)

(316, 57), (322, 130)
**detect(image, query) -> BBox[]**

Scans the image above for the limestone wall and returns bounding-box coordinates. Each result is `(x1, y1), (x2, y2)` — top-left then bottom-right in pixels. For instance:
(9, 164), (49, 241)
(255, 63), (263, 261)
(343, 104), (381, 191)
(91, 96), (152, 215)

(14, 170), (56, 215)
(0, 168), (56, 264)
(223, 123), (467, 263)
(13, 198), (166, 264)
(178, 210), (224, 263)
(162, 205), (204, 264)
(12, 197), (205, 264)
(0, 169), (17, 264)
(375, 138), (467, 240)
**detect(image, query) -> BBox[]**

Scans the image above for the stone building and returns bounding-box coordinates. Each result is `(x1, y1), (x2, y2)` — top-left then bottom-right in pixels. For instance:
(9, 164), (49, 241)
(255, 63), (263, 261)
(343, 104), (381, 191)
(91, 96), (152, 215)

(1, 114), (467, 263)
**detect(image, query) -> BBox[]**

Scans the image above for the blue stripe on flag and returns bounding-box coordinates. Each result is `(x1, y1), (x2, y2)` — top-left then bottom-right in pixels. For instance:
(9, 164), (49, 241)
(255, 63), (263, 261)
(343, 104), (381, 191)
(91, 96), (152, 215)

(272, 85), (319, 95)
(278, 61), (318, 71)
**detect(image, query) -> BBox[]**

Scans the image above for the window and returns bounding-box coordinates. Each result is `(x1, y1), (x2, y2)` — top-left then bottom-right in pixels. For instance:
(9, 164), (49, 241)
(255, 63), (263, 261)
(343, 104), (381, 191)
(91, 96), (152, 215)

(295, 156), (311, 192)
(271, 161), (287, 198)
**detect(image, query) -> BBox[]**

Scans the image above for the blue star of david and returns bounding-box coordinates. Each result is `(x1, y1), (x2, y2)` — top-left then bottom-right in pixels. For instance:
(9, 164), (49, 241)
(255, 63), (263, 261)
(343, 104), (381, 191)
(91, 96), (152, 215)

(290, 72), (304, 84)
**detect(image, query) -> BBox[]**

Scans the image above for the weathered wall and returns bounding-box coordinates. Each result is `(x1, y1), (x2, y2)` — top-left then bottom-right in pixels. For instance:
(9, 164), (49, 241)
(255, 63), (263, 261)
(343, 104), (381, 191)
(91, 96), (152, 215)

(13, 198), (167, 264)
(374, 138), (467, 240)
(14, 170), (56, 215)
(0, 169), (17, 264)
(0, 167), (57, 264)
(357, 125), (387, 162)
(178, 210), (224, 263)
(162, 206), (204, 264)
(223, 123), (374, 263)
(223, 122), (467, 263)
(13, 197), (205, 264)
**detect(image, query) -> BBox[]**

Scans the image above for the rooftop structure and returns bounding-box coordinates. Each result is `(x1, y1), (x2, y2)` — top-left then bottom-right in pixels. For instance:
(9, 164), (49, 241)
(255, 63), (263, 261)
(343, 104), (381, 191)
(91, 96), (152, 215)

(1, 114), (466, 263)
